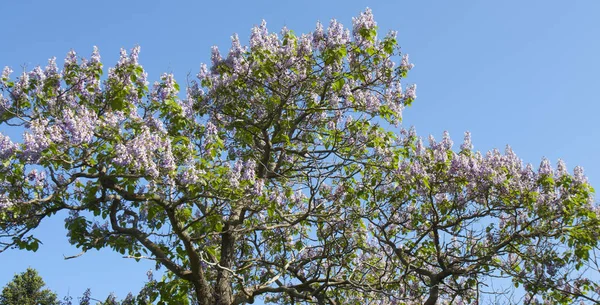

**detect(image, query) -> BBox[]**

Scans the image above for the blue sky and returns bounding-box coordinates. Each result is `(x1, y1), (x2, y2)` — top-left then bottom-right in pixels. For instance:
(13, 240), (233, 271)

(1, 0), (599, 302)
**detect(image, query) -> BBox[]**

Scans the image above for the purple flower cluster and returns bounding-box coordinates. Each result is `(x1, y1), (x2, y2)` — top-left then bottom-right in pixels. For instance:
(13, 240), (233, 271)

(352, 7), (377, 45)
(326, 19), (350, 47)
(59, 108), (97, 145)
(390, 130), (593, 220)
(113, 127), (175, 178)
(23, 119), (52, 162)
(228, 159), (258, 188)
(0, 133), (17, 159)
(105, 46), (147, 105)
(26, 169), (46, 188)
(189, 8), (413, 140)
(152, 73), (179, 101)
(1, 66), (12, 83)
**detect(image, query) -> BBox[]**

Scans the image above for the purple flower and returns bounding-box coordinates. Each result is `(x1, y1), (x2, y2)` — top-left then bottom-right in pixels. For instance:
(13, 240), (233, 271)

(44, 57), (59, 78)
(112, 126), (174, 178)
(415, 138), (425, 156)
(179, 161), (204, 186)
(230, 159), (243, 187)
(404, 84), (417, 102)
(573, 166), (586, 184)
(538, 158), (553, 177)
(27, 169), (46, 188)
(197, 63), (209, 81)
(326, 19), (347, 47)
(1, 66), (12, 83)
(365, 93), (381, 112)
(23, 119), (51, 162)
(211, 46), (222, 67)
(400, 54), (414, 71)
(60, 108), (97, 144)
(0, 133), (17, 159)
(130, 46), (140, 65)
(228, 34), (245, 59)
(352, 8), (377, 42)
(313, 21), (324, 46)
(12, 72), (30, 98)
(205, 121), (218, 137)
(90, 46), (101, 64)
(101, 111), (125, 128)
(556, 159), (567, 178)
(117, 48), (129, 66)
(460, 131), (473, 151)
(298, 33), (313, 55)
(64, 50), (77, 68)
(250, 20), (270, 50)
(241, 159), (257, 181)
(252, 179), (264, 196)
(152, 73), (178, 101)
(441, 131), (453, 150)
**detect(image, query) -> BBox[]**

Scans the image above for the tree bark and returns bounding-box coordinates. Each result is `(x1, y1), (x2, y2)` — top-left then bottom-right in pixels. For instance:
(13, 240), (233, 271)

(215, 216), (239, 305)
(424, 284), (439, 305)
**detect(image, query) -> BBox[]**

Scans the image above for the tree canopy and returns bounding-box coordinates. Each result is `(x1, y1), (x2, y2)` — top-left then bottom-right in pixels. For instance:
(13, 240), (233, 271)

(1, 8), (599, 305)
(0, 268), (59, 305)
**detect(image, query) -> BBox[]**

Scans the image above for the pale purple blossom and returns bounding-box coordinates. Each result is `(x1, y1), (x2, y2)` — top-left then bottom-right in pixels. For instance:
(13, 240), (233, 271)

(210, 46), (222, 68)
(0, 133), (17, 159)
(441, 131), (453, 150)
(460, 131), (473, 151)
(573, 166), (586, 184)
(400, 54), (414, 71)
(12, 72), (30, 97)
(404, 84), (416, 101)
(250, 20), (269, 50)
(117, 48), (129, 66)
(27, 169), (46, 188)
(197, 63), (209, 82)
(64, 50), (77, 68)
(415, 138), (425, 156)
(205, 121), (218, 137)
(1, 66), (12, 83)
(44, 57), (59, 78)
(130, 46), (140, 65)
(538, 158), (553, 177)
(298, 33), (313, 55)
(59, 108), (96, 144)
(152, 73), (178, 101)
(179, 161), (204, 186)
(90, 46), (101, 64)
(556, 159), (567, 178)
(252, 179), (265, 196)
(326, 19), (347, 47)
(313, 21), (324, 46)
(23, 119), (51, 161)
(230, 159), (243, 187)
(113, 127), (174, 178)
(241, 159), (257, 181)
(352, 8), (377, 42)
(101, 111), (125, 128)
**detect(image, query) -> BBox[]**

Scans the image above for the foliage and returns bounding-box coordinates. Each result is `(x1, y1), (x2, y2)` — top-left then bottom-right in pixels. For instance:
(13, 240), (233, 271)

(0, 8), (599, 305)
(0, 268), (59, 305)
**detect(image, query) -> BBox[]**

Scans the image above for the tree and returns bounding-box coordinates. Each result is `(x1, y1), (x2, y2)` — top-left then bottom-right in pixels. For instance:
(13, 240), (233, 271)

(0, 8), (598, 305)
(0, 268), (59, 305)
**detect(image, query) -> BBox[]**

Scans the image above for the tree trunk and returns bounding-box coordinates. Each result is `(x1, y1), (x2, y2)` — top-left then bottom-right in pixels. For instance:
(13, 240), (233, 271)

(424, 284), (439, 305)
(215, 221), (237, 305)
(193, 278), (214, 305)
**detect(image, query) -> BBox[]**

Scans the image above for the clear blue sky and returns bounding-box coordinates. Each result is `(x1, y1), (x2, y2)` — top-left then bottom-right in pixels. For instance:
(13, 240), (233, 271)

(1, 0), (599, 301)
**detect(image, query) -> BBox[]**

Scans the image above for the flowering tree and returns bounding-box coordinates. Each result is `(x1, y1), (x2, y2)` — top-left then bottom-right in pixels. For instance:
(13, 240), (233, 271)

(0, 8), (598, 305)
